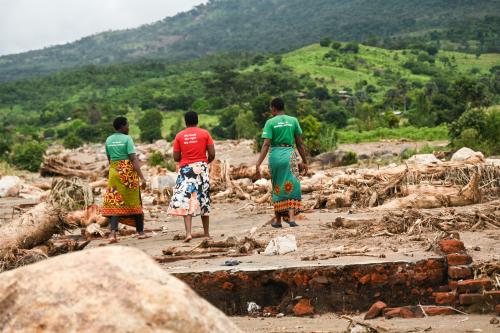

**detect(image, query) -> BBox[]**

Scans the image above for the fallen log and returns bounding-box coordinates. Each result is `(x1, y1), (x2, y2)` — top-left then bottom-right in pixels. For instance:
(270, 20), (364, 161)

(0, 178), (93, 271)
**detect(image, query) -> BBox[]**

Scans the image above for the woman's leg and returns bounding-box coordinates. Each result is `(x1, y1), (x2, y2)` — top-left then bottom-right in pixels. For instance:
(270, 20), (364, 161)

(287, 209), (298, 227)
(134, 214), (144, 232)
(109, 216), (119, 242)
(183, 215), (193, 242)
(201, 215), (210, 238)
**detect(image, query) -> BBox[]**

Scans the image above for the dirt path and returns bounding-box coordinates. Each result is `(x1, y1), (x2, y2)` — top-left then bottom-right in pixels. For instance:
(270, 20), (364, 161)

(233, 313), (500, 333)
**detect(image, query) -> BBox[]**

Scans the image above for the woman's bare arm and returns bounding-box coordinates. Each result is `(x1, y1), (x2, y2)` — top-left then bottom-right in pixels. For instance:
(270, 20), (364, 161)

(255, 139), (271, 178)
(294, 135), (308, 174)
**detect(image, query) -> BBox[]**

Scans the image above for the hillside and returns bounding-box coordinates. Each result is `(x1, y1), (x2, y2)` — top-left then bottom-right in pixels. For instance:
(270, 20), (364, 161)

(1, 0), (499, 81)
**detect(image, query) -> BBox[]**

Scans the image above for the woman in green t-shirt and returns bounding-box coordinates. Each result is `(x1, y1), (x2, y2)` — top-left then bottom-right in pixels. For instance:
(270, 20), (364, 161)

(255, 97), (308, 227)
(102, 116), (147, 243)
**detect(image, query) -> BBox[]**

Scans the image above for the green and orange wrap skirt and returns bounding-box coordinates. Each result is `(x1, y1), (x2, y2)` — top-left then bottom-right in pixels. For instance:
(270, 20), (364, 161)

(102, 160), (143, 216)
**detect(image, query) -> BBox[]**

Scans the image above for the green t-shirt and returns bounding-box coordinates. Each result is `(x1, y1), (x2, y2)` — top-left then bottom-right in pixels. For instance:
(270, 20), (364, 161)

(261, 115), (303, 146)
(105, 133), (136, 161)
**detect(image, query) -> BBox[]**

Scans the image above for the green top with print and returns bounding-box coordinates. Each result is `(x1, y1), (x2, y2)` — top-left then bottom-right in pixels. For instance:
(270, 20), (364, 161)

(261, 115), (303, 146)
(105, 133), (136, 161)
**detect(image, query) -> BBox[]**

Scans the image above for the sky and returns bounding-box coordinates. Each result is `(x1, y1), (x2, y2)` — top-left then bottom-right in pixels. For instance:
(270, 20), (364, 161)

(0, 0), (207, 56)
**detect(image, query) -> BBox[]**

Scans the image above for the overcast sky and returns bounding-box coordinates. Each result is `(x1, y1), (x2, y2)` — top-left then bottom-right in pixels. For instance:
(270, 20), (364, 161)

(0, 0), (207, 56)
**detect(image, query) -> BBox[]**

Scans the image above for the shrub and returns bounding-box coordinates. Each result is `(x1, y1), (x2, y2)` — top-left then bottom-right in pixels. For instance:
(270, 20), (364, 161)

(11, 141), (47, 172)
(63, 133), (84, 149)
(148, 151), (167, 168)
(341, 151), (358, 166)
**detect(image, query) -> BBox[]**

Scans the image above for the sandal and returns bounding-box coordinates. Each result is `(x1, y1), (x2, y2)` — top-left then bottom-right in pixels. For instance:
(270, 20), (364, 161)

(271, 221), (283, 228)
(286, 221), (299, 227)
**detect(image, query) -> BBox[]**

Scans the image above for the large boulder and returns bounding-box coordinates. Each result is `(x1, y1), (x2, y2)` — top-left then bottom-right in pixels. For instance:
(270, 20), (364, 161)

(451, 147), (484, 163)
(0, 246), (242, 333)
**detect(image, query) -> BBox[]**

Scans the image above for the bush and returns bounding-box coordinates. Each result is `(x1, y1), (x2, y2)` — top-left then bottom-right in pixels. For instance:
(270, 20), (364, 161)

(341, 151), (358, 166)
(63, 133), (84, 149)
(341, 42), (359, 54)
(11, 141), (47, 172)
(148, 151), (166, 168)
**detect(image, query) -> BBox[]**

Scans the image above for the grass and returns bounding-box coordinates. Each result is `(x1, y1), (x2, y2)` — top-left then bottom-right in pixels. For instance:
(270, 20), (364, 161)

(337, 125), (449, 144)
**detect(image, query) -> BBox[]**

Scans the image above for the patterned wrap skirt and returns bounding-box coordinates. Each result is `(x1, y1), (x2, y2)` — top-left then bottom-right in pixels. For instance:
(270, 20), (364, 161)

(102, 160), (143, 216)
(269, 147), (302, 217)
(167, 162), (211, 217)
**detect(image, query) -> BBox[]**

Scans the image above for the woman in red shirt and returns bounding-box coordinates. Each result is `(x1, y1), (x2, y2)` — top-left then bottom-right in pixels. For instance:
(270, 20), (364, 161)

(167, 111), (216, 242)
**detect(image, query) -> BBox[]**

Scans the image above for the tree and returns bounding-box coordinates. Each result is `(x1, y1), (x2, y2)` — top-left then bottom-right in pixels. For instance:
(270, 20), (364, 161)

(319, 37), (332, 47)
(235, 110), (258, 139)
(300, 115), (322, 156)
(138, 109), (163, 143)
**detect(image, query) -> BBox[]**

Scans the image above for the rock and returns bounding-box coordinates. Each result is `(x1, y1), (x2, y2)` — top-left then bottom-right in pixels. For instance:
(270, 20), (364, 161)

(263, 234), (297, 256)
(0, 246), (242, 333)
(364, 301), (388, 320)
(247, 302), (261, 314)
(150, 173), (177, 191)
(254, 178), (270, 187)
(406, 154), (442, 166)
(451, 147), (484, 163)
(293, 298), (314, 316)
(0, 176), (22, 197)
(485, 158), (500, 167)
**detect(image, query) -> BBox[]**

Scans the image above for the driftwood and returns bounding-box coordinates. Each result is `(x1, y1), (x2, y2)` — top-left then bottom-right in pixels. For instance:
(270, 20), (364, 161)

(0, 178), (93, 271)
(40, 155), (105, 180)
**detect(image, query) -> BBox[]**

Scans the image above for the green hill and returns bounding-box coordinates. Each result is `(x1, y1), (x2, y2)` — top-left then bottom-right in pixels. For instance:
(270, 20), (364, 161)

(1, 0), (499, 81)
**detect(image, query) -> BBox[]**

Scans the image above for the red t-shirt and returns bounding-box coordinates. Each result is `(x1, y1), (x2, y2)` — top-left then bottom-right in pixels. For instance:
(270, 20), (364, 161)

(173, 127), (214, 167)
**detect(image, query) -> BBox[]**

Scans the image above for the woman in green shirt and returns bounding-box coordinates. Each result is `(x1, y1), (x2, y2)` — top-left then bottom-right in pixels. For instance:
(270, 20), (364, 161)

(102, 116), (147, 243)
(255, 97), (308, 227)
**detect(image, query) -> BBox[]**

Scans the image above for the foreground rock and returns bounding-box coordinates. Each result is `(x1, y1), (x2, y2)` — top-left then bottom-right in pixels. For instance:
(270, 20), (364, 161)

(0, 246), (242, 333)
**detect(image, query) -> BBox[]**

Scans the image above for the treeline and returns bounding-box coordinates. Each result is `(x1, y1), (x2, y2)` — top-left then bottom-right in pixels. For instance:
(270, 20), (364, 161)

(0, 42), (499, 172)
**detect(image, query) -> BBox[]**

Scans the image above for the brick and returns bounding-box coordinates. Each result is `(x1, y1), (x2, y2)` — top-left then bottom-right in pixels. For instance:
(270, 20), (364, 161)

(384, 306), (424, 319)
(459, 293), (484, 305)
(496, 304), (500, 315)
(447, 253), (472, 266)
(457, 279), (492, 293)
(364, 301), (387, 320)
(438, 240), (465, 254)
(433, 292), (457, 305)
(423, 306), (456, 316)
(448, 266), (472, 280)
(293, 298), (314, 316)
(449, 280), (458, 291)
(221, 282), (234, 290)
(370, 272), (389, 284)
(484, 290), (500, 303)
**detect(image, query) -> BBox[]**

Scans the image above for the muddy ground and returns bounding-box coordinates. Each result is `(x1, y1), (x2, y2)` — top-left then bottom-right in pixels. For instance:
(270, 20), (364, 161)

(1, 139), (498, 333)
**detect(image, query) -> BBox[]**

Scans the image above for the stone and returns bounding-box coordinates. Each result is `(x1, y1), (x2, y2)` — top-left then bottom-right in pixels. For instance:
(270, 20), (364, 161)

(293, 298), (314, 316)
(447, 253), (472, 266)
(407, 154), (442, 166)
(451, 147), (484, 163)
(0, 176), (22, 198)
(438, 240), (466, 254)
(364, 301), (387, 320)
(448, 266), (473, 280)
(457, 279), (493, 293)
(0, 246), (242, 333)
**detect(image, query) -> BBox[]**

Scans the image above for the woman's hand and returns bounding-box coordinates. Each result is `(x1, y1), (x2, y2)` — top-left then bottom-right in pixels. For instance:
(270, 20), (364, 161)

(255, 165), (262, 180)
(140, 178), (147, 190)
(301, 162), (308, 175)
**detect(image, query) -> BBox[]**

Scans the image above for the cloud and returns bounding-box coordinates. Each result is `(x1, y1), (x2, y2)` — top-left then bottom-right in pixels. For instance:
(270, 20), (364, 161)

(0, 0), (207, 56)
